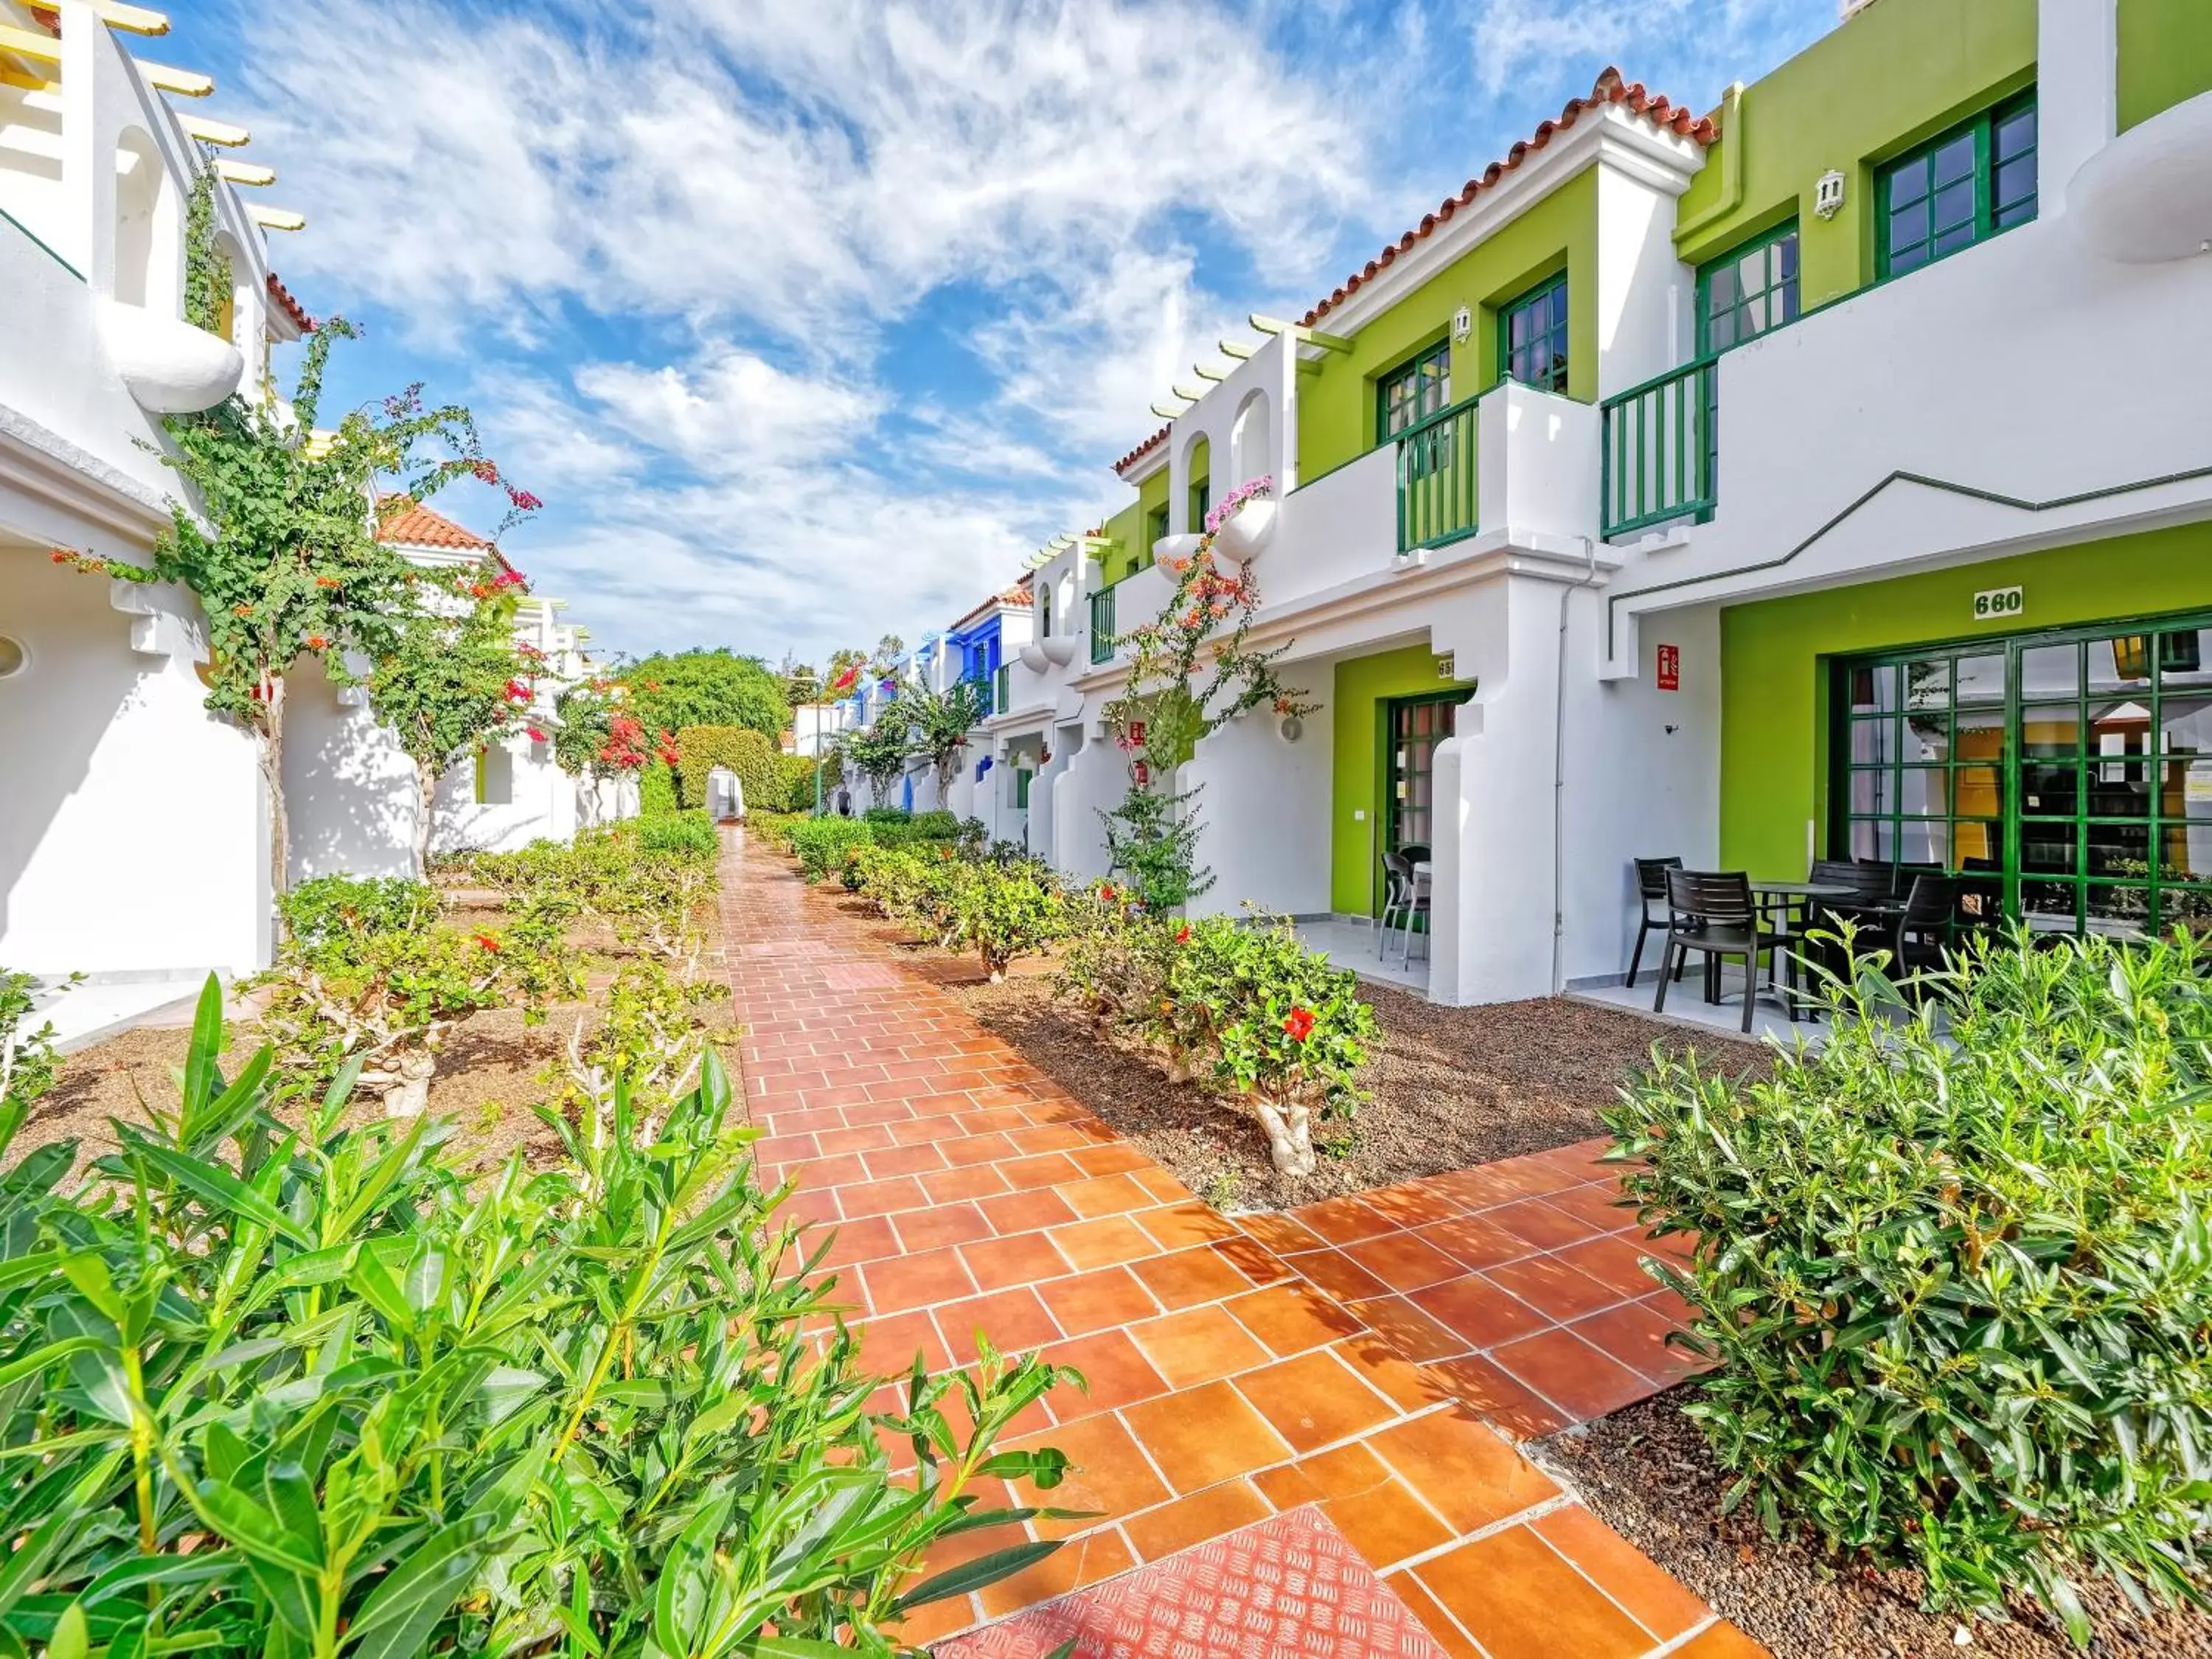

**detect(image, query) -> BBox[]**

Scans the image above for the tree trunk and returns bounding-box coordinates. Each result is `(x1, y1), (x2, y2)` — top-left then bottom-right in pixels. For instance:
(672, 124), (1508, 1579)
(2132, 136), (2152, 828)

(412, 759), (438, 879)
(1251, 1095), (1315, 1178)
(381, 1050), (437, 1119)
(260, 678), (290, 932)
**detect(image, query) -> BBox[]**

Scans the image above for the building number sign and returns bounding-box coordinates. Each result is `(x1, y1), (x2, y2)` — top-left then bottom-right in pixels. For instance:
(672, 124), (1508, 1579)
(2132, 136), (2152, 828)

(1972, 585), (2025, 621)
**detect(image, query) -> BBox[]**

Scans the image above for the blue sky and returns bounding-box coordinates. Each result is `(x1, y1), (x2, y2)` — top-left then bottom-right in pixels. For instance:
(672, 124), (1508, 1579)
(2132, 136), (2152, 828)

(187, 0), (1834, 667)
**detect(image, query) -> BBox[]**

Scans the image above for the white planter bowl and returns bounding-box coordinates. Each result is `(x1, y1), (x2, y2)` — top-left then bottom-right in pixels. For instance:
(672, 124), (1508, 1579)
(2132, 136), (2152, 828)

(99, 299), (244, 414)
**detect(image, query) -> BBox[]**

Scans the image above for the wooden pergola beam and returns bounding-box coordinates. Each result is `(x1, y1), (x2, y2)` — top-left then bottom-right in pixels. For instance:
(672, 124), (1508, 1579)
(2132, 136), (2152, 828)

(1251, 313), (1352, 353)
(213, 159), (273, 186)
(181, 114), (250, 147)
(247, 204), (305, 232)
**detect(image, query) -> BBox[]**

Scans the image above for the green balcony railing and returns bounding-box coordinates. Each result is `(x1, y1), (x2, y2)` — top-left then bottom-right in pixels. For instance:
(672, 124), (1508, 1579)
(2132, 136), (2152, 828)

(993, 662), (1010, 714)
(1602, 357), (1717, 538)
(1088, 586), (1116, 664)
(1394, 390), (1481, 553)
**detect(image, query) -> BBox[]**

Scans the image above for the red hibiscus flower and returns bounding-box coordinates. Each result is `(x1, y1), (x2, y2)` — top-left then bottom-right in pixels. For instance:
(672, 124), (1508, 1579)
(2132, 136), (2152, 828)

(474, 933), (501, 952)
(1282, 1006), (1316, 1043)
(1099, 883), (1117, 902)
(49, 549), (70, 563)
(1175, 925), (1191, 944)
(527, 726), (547, 742)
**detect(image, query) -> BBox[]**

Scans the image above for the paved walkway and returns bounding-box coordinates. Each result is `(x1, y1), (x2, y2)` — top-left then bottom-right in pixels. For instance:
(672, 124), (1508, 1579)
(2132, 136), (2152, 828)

(719, 832), (1763, 1656)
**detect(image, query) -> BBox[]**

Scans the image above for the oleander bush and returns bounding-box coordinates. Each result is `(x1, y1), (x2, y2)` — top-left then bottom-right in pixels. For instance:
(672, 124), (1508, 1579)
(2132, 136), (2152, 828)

(637, 807), (719, 859)
(789, 818), (875, 883)
(1604, 928), (2212, 1645)
(0, 966), (64, 1110)
(0, 979), (1077, 1659)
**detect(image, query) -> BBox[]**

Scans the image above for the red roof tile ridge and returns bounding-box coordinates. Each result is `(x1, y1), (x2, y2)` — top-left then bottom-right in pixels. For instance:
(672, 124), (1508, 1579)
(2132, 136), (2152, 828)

(375, 495), (498, 553)
(265, 271), (316, 333)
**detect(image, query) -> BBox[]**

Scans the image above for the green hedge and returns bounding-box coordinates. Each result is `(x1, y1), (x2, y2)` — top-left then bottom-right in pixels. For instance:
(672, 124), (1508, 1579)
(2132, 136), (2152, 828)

(788, 817), (874, 883)
(637, 808), (718, 858)
(639, 757), (678, 816)
(1606, 931), (2212, 1642)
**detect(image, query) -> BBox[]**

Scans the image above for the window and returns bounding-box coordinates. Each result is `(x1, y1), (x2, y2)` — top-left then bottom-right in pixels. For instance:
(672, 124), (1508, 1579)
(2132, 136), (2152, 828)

(1697, 222), (1799, 355)
(1145, 503), (1169, 551)
(1376, 341), (1452, 441)
(1188, 475), (1210, 531)
(1384, 692), (1470, 857)
(1499, 273), (1569, 394)
(1879, 91), (2037, 278)
(473, 745), (513, 807)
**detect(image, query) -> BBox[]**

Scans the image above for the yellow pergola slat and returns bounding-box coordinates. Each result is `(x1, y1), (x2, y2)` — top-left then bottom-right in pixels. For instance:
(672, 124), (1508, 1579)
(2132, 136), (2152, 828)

(0, 22), (59, 63)
(213, 159), (273, 186)
(246, 204), (305, 232)
(180, 114), (249, 147)
(0, 23), (204, 94)
(94, 1), (171, 34)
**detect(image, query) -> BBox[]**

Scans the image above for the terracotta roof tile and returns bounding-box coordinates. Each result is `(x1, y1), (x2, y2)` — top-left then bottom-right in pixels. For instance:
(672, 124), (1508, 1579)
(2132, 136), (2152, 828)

(265, 271), (315, 333)
(376, 497), (497, 552)
(1301, 68), (1714, 327)
(949, 571), (1034, 632)
(1107, 67), (1714, 470)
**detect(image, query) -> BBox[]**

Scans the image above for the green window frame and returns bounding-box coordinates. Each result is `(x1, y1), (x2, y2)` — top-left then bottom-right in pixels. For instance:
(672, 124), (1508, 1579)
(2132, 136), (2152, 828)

(1188, 475), (1210, 532)
(1697, 220), (1800, 356)
(1829, 609), (2212, 940)
(1144, 502), (1169, 552)
(1382, 690), (1472, 858)
(1877, 89), (2037, 279)
(1376, 340), (1452, 442)
(1498, 273), (1569, 394)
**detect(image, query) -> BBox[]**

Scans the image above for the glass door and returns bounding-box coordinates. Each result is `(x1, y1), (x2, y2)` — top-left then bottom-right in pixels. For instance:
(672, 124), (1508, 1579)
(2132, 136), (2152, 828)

(1385, 693), (1464, 855)
(1832, 613), (2212, 938)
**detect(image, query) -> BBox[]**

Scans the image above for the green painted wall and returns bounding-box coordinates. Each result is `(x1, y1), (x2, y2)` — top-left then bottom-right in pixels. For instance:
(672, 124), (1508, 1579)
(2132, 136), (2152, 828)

(1719, 523), (2212, 877)
(2118, 0), (2212, 130)
(1330, 644), (1468, 913)
(1674, 0), (2037, 307)
(1095, 470), (1172, 586)
(1296, 168), (1599, 483)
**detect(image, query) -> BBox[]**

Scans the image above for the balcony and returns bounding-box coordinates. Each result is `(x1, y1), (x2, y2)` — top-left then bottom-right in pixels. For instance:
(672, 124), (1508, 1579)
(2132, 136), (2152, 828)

(1088, 586), (1116, 664)
(1394, 391), (1481, 552)
(1600, 357), (1715, 538)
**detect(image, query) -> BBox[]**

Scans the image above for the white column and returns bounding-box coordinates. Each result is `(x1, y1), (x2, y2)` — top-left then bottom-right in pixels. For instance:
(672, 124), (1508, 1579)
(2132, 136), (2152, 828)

(2038, 0), (2118, 212)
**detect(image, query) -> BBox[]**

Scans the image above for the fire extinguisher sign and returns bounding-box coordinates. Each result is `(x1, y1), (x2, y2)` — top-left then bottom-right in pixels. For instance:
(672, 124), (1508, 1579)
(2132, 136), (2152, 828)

(1655, 644), (1680, 692)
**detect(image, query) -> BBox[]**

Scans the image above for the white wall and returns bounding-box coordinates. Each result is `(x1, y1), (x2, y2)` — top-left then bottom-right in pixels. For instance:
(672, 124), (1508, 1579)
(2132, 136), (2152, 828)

(0, 549), (265, 975)
(1183, 689), (1335, 919)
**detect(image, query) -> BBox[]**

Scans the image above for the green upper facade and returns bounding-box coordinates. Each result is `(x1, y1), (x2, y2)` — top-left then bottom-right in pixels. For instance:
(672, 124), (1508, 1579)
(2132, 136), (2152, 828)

(1082, 0), (2205, 594)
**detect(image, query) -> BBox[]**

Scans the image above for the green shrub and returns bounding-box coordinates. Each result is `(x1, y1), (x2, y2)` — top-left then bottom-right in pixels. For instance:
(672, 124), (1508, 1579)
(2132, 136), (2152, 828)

(775, 751), (821, 812)
(279, 872), (439, 948)
(1604, 930), (2212, 1644)
(0, 967), (65, 1110)
(789, 817), (874, 883)
(639, 756), (678, 816)
(0, 978), (1077, 1659)
(953, 863), (1068, 981)
(675, 724), (780, 815)
(862, 806), (911, 826)
(638, 807), (719, 859)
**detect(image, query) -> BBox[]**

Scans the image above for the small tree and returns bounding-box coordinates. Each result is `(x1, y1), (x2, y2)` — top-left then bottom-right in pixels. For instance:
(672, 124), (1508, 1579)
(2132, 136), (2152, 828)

(619, 648), (788, 740)
(897, 677), (991, 801)
(553, 681), (674, 824)
(369, 557), (540, 874)
(51, 320), (536, 910)
(839, 716), (912, 809)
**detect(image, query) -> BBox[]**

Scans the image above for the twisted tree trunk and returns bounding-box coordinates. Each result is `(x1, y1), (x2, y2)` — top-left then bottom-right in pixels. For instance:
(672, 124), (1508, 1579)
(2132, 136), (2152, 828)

(1251, 1094), (1315, 1178)
(412, 758), (439, 879)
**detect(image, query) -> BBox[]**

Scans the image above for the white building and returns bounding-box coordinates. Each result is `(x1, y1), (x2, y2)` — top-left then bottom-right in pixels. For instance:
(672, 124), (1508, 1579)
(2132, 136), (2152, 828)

(942, 0), (2212, 1010)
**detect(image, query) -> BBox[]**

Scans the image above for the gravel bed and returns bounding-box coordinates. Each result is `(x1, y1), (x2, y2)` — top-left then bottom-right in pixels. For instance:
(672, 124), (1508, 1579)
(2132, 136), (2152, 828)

(1537, 1391), (2212, 1658)
(949, 974), (1768, 1211)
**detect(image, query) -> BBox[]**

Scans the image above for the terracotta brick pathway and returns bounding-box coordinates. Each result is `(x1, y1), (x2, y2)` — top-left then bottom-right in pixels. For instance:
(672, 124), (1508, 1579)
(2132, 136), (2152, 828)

(719, 832), (1763, 1656)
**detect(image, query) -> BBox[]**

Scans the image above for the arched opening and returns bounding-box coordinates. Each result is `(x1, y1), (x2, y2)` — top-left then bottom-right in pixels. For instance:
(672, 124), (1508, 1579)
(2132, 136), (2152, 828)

(112, 128), (164, 308)
(1183, 434), (1211, 532)
(1230, 391), (1272, 490)
(211, 232), (245, 344)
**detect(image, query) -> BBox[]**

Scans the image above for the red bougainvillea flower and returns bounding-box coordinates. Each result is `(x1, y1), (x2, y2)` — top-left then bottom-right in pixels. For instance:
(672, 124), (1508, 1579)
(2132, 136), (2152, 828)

(1099, 883), (1117, 902)
(504, 679), (530, 702)
(49, 549), (70, 563)
(526, 726), (547, 742)
(473, 933), (501, 952)
(1175, 924), (1192, 944)
(1282, 1006), (1316, 1043)
(305, 634), (328, 650)
(232, 604), (254, 618)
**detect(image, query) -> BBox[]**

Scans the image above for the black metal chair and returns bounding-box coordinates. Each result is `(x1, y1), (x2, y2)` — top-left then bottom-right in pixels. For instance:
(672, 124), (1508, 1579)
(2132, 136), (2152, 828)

(1655, 869), (1796, 1032)
(1626, 856), (1683, 988)
(1886, 872), (1963, 990)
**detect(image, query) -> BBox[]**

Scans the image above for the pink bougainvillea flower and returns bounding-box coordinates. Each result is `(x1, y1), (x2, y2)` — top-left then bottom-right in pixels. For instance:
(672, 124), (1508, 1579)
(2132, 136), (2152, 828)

(1282, 1006), (1316, 1042)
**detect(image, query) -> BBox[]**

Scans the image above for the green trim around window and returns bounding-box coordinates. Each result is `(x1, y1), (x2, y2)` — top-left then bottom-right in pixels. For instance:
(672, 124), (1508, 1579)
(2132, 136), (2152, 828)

(1697, 220), (1800, 357)
(1877, 88), (2037, 279)
(1498, 271), (1569, 394)
(1375, 339), (1453, 445)
(1145, 503), (1169, 554)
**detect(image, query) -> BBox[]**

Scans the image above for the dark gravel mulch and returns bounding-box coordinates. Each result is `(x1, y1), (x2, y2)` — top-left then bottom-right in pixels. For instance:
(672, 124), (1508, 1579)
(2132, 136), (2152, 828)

(949, 975), (1768, 1211)
(1538, 1391), (2212, 1659)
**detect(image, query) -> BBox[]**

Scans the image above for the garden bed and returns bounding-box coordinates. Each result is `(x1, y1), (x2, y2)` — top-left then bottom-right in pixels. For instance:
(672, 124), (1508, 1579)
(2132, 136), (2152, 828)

(950, 973), (1768, 1211)
(1542, 1391), (2212, 1658)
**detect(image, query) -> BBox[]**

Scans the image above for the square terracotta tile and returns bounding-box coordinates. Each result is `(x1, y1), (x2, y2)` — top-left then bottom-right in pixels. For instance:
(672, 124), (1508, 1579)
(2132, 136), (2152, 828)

(935, 1287), (1064, 1368)
(813, 1214), (899, 1270)
(1484, 1253), (1629, 1324)
(1343, 1230), (1468, 1293)
(980, 1187), (1080, 1237)
(1038, 1330), (1169, 1416)
(1553, 1231), (1672, 1299)
(961, 1231), (1073, 1293)
(1291, 1194), (1399, 1245)
(1224, 1283), (1367, 1357)
(1427, 1354), (1572, 1439)
(866, 1142), (948, 1179)
(1121, 1380), (1295, 1493)
(1414, 1212), (1537, 1270)
(894, 1201), (995, 1255)
(1284, 1247), (1394, 1304)
(1211, 1234), (1291, 1287)
(1411, 1525), (1652, 1659)
(1070, 1141), (1154, 1178)
(1130, 1244), (1262, 1310)
(1543, 1179), (1639, 1234)
(1252, 1439), (1391, 1509)
(1321, 1474), (1453, 1571)
(1366, 1409), (1559, 1533)
(1571, 1298), (1704, 1388)
(1057, 1172), (1152, 1218)
(1237, 1211), (1326, 1256)
(1231, 1348), (1399, 1455)
(851, 1310), (952, 1376)
(973, 1526), (1137, 1621)
(1126, 1304), (1270, 1390)
(924, 1164), (1012, 1204)
(1036, 1267), (1161, 1336)
(1004, 1411), (1171, 1532)
(1489, 1326), (1660, 1424)
(1048, 1214), (1160, 1272)
(1134, 1200), (1243, 1253)
(1346, 1294), (1470, 1363)
(861, 1246), (978, 1314)
(1387, 1572), (1485, 1659)
(1484, 1196), (1603, 1252)
(838, 1175), (928, 1217)
(1534, 1504), (1709, 1643)
(1408, 1274), (1551, 1349)
(1359, 1178), (1468, 1229)
(1121, 1478), (1270, 1562)
(999, 1152), (1085, 1191)
(1332, 1335), (1451, 1414)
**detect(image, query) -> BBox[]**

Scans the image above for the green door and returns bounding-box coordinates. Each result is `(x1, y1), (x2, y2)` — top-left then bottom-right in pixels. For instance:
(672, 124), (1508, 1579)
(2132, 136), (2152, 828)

(1832, 613), (2212, 936)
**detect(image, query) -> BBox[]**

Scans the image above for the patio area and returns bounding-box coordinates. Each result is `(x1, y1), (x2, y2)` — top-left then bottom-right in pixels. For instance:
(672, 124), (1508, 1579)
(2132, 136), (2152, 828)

(1572, 965), (1826, 1046)
(1291, 916), (1432, 996)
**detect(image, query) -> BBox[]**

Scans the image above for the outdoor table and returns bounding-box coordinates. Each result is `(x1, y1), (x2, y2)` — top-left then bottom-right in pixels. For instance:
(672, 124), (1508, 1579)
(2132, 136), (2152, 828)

(1747, 880), (1858, 1011)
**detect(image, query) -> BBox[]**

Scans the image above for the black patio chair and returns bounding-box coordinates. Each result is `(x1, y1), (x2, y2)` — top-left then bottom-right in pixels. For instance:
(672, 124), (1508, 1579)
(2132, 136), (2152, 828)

(1655, 869), (1796, 1032)
(1626, 856), (1683, 988)
(1886, 872), (1964, 992)
(1378, 849), (1430, 967)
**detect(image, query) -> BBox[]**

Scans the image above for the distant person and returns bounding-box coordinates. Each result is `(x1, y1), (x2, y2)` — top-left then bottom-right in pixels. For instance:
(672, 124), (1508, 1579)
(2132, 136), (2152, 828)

(836, 786), (852, 817)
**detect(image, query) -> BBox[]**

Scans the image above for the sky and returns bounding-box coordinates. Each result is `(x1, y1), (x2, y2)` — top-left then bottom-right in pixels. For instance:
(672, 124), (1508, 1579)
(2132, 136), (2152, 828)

(187, 0), (1835, 668)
